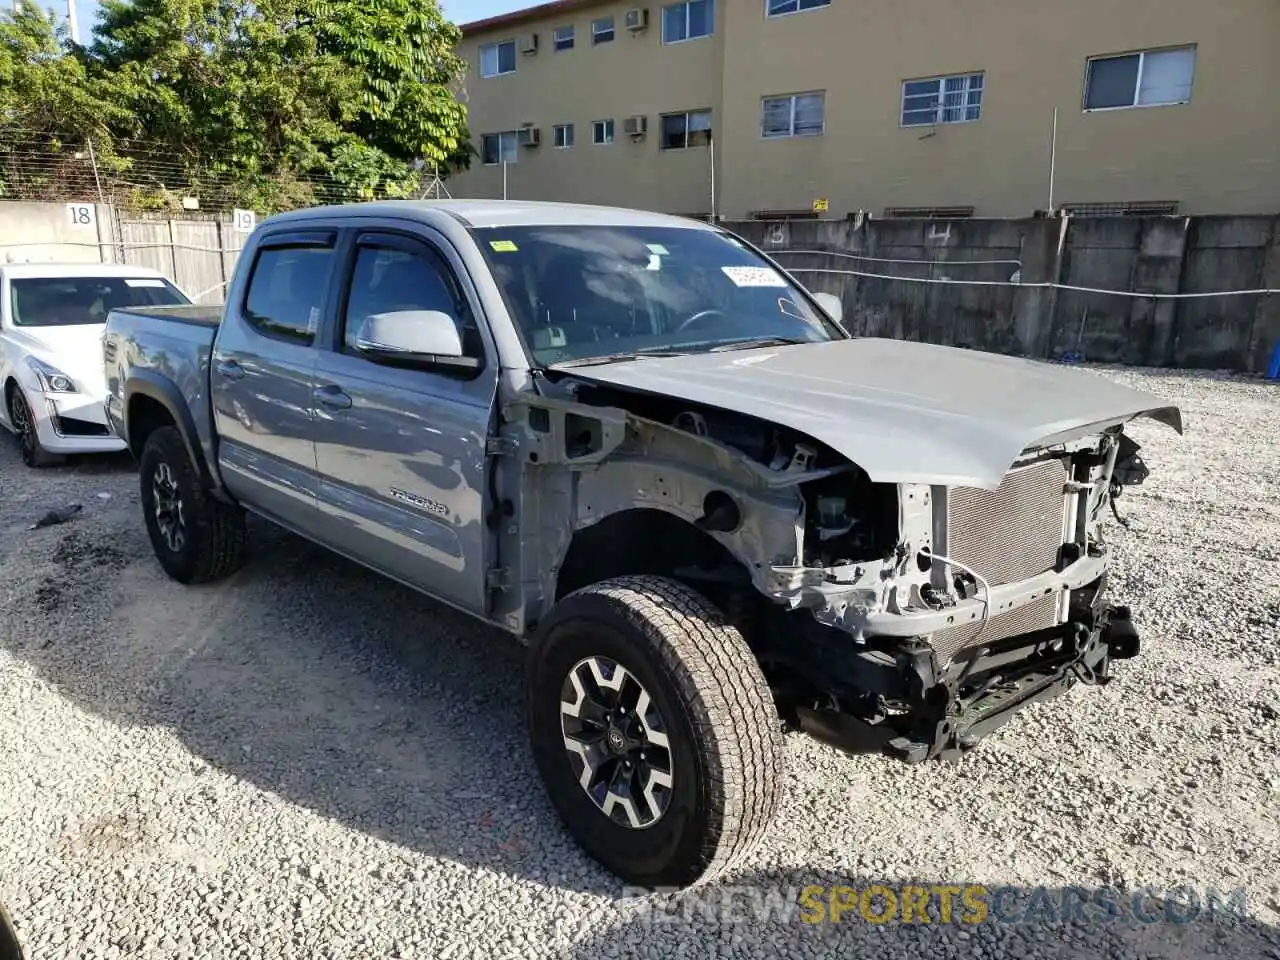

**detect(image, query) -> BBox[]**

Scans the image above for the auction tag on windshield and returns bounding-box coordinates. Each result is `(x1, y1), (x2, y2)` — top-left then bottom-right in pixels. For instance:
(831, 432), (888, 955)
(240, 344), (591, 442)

(646, 243), (669, 256)
(489, 239), (519, 252)
(721, 265), (787, 288)
(125, 278), (166, 288)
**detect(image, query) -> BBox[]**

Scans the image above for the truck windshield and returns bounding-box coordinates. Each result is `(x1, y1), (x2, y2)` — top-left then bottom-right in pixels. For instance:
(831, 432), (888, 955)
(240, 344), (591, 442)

(474, 225), (844, 365)
(10, 276), (188, 327)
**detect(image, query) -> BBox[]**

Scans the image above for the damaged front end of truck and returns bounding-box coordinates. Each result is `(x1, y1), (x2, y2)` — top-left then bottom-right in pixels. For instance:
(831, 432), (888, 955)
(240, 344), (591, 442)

(493, 345), (1181, 764)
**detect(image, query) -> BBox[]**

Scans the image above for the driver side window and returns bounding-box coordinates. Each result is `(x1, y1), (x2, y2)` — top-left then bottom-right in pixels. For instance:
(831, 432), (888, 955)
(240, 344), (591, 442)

(341, 242), (478, 355)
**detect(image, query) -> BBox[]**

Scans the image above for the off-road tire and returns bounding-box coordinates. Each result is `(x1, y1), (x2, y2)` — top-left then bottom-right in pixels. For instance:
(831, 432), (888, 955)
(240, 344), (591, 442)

(6, 384), (62, 468)
(139, 426), (246, 584)
(527, 575), (784, 889)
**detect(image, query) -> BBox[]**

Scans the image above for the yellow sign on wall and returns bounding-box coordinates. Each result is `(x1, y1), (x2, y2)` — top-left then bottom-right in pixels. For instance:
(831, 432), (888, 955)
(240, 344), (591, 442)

(812, 198), (830, 213)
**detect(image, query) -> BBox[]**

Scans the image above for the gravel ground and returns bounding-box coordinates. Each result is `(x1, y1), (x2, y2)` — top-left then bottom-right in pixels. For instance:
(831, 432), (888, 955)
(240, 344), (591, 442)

(1, 367), (1278, 960)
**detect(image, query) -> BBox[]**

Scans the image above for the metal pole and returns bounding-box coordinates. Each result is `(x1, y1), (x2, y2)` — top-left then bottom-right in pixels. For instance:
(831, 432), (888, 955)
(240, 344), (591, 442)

(502, 160), (508, 200)
(86, 136), (107, 208)
(85, 136), (118, 262)
(1047, 107), (1059, 213)
(708, 130), (716, 223)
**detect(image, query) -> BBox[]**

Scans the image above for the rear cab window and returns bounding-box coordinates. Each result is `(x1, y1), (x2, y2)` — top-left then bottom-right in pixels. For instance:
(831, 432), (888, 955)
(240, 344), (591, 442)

(8, 276), (188, 327)
(242, 233), (337, 344)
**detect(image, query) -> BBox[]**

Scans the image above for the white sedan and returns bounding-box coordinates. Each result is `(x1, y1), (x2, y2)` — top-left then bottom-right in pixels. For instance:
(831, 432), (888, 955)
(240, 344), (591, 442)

(0, 263), (191, 466)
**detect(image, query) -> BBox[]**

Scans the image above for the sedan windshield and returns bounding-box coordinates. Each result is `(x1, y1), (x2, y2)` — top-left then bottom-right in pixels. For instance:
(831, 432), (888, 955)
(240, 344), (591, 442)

(10, 276), (188, 327)
(473, 224), (844, 365)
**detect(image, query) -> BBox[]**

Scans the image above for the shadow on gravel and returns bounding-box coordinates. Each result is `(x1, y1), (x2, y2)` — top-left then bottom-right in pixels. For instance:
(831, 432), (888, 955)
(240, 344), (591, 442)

(566, 866), (1280, 960)
(1, 501), (623, 896)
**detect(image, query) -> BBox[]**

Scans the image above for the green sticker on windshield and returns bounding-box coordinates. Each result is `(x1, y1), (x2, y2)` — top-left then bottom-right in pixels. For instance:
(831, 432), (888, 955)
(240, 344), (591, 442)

(489, 239), (519, 252)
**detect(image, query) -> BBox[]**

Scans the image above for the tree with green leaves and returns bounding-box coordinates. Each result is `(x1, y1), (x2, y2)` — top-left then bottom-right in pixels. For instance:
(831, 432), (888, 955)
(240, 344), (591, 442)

(0, 4), (132, 137)
(86, 0), (471, 208)
(0, 5), (134, 199)
(2, 0), (470, 209)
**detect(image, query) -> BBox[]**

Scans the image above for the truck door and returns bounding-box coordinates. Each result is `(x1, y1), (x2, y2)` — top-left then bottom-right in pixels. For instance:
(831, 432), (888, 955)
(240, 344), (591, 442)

(309, 228), (498, 617)
(211, 229), (335, 534)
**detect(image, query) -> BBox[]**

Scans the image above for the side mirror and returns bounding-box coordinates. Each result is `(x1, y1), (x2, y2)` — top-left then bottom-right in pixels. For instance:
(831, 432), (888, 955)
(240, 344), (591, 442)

(811, 291), (844, 325)
(354, 310), (480, 374)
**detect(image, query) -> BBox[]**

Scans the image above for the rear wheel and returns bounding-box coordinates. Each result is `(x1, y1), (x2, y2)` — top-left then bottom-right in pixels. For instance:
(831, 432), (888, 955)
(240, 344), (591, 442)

(527, 575), (784, 889)
(7, 385), (62, 468)
(139, 426), (246, 584)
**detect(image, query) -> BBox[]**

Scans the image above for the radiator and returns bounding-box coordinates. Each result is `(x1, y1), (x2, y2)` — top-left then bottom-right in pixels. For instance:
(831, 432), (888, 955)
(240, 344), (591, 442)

(930, 457), (1070, 663)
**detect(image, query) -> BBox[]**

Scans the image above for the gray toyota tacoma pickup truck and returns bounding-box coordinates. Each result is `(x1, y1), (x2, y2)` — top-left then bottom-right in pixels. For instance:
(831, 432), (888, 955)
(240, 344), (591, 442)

(103, 200), (1181, 889)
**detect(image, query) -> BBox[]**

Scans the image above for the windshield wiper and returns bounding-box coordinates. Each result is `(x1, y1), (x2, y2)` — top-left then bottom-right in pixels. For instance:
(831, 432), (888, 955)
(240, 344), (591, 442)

(707, 337), (809, 352)
(551, 347), (696, 368)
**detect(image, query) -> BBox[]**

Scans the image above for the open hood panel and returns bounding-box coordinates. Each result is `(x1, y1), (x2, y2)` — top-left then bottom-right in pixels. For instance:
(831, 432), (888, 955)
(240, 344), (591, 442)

(553, 338), (1183, 489)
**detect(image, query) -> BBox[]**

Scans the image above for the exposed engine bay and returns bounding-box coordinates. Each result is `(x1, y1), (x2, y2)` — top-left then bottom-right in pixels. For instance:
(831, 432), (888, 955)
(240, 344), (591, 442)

(516, 369), (1157, 762)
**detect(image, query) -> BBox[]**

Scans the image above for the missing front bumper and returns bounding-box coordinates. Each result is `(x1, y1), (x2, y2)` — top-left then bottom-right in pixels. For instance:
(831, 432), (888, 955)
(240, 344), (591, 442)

(795, 604), (1141, 764)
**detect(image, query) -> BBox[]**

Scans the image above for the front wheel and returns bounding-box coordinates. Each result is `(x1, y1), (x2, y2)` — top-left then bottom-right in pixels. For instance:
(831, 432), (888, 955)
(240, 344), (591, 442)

(527, 576), (784, 889)
(7, 386), (62, 468)
(138, 426), (247, 584)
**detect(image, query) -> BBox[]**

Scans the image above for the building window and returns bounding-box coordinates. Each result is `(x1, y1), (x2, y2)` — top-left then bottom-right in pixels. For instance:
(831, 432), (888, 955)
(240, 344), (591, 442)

(592, 119), (615, 144)
(883, 206), (975, 219)
(1061, 200), (1179, 217)
(553, 25), (574, 51)
(766, 0), (829, 16)
(481, 131), (519, 165)
(592, 16), (615, 43)
(553, 123), (575, 148)
(901, 72), (984, 126)
(1084, 46), (1195, 110)
(761, 92), (825, 138)
(662, 0), (713, 43)
(479, 40), (517, 78)
(660, 110), (712, 149)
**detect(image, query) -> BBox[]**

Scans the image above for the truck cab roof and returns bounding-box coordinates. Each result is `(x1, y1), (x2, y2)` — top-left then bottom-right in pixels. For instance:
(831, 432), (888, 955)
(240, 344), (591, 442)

(260, 199), (719, 232)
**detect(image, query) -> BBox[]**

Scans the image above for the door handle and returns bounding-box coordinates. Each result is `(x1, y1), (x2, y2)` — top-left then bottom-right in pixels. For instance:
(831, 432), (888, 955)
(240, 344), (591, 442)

(313, 384), (352, 411)
(215, 359), (245, 381)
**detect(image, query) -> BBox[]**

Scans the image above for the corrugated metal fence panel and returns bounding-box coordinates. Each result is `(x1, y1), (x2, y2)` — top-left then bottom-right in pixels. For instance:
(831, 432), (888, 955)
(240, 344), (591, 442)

(218, 226), (248, 303)
(170, 220), (224, 301)
(117, 219), (173, 277)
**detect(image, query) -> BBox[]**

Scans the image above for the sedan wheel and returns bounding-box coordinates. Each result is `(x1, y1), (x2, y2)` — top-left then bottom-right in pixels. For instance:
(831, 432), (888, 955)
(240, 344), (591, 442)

(7, 387), (59, 468)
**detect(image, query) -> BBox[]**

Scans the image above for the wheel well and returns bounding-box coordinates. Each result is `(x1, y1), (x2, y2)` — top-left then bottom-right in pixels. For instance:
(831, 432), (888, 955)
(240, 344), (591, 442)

(3, 377), (19, 413)
(126, 394), (177, 458)
(555, 508), (750, 602)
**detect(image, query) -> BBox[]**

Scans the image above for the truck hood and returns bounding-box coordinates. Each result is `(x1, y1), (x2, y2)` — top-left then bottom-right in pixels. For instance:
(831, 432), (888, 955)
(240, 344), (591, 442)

(553, 338), (1183, 489)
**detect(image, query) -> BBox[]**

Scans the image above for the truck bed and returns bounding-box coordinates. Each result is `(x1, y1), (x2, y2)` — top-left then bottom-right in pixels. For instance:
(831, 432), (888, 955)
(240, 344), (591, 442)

(102, 303), (225, 464)
(115, 304), (223, 327)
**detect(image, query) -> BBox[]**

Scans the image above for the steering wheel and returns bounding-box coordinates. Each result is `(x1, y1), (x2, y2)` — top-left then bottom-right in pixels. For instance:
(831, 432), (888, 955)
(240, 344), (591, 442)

(675, 308), (729, 334)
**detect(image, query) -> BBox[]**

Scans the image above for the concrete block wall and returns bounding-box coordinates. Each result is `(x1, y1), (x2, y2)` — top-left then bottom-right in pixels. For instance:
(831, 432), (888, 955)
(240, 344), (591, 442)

(738, 213), (1280, 373)
(2, 200), (1277, 371)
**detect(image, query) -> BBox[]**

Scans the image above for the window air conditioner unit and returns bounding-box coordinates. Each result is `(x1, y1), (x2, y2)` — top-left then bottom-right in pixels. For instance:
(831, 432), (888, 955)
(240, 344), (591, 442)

(625, 8), (649, 31)
(624, 115), (647, 137)
(518, 33), (538, 54)
(518, 125), (541, 147)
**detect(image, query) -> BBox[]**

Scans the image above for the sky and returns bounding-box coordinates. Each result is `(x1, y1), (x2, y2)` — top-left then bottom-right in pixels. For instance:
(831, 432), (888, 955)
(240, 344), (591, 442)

(65, 0), (532, 42)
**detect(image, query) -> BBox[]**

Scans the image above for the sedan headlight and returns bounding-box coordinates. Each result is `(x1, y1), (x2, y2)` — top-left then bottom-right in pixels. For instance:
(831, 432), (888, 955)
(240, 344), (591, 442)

(25, 357), (77, 394)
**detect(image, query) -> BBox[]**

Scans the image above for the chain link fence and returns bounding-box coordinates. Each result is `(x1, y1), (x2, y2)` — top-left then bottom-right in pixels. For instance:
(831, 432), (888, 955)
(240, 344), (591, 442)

(0, 128), (452, 213)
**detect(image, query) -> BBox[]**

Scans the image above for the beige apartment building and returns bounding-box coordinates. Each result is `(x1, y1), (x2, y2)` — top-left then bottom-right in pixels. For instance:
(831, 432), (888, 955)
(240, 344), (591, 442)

(449, 0), (1280, 219)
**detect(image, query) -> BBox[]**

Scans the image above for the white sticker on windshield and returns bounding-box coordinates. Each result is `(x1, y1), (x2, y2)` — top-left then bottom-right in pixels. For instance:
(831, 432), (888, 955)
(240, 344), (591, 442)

(646, 243), (669, 256)
(125, 278), (166, 288)
(721, 265), (787, 288)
